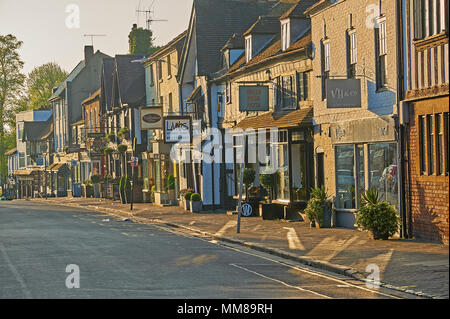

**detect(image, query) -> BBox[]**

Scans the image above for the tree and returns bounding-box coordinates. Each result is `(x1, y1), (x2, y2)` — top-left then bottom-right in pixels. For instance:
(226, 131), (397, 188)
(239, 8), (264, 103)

(128, 27), (160, 56)
(0, 34), (26, 184)
(26, 62), (67, 110)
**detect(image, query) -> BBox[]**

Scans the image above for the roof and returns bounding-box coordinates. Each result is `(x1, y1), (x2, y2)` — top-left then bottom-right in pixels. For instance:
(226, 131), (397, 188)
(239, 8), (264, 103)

(243, 16), (281, 36)
(147, 30), (187, 62)
(22, 117), (53, 142)
(45, 163), (68, 172)
(221, 33), (245, 51)
(234, 107), (313, 130)
(82, 88), (101, 105)
(113, 55), (147, 107)
(280, 0), (319, 19)
(226, 32), (311, 76)
(182, 0), (270, 77)
(5, 147), (17, 156)
(71, 120), (85, 126)
(101, 58), (115, 110)
(50, 60), (86, 100)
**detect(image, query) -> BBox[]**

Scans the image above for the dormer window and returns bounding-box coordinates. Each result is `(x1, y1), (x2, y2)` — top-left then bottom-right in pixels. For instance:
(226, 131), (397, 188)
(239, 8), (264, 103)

(245, 36), (252, 62)
(281, 20), (290, 51)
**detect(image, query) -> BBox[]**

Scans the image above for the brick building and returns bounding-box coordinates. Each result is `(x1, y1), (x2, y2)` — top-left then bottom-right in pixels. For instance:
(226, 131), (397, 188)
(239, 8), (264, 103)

(402, 0), (449, 244)
(306, 0), (401, 228)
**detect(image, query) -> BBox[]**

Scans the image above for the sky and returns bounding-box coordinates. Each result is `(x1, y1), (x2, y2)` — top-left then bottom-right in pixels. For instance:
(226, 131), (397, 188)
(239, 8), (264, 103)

(0, 0), (193, 75)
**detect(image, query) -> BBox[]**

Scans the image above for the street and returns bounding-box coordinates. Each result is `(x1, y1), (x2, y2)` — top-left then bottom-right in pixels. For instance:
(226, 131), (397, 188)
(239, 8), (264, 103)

(0, 201), (416, 299)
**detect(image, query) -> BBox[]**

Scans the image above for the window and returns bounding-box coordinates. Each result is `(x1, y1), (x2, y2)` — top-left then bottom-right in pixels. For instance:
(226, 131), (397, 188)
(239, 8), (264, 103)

(321, 40), (330, 100)
(149, 64), (154, 86)
(167, 54), (172, 77)
(418, 112), (449, 176)
(414, 0), (448, 39)
(427, 114), (435, 175)
(19, 152), (25, 168)
(297, 71), (309, 102)
(376, 19), (387, 89)
(281, 21), (290, 51)
(17, 123), (23, 140)
(226, 82), (232, 104)
(168, 93), (173, 113)
(369, 143), (398, 208)
(347, 31), (357, 78)
(158, 60), (163, 81)
(277, 75), (296, 110)
(245, 36), (252, 63)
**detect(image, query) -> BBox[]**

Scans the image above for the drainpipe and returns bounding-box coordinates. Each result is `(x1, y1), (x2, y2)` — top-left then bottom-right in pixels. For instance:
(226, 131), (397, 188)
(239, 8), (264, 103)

(396, 0), (407, 239)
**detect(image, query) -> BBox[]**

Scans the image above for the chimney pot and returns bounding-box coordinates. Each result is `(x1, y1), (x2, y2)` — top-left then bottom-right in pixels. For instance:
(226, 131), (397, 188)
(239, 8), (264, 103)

(84, 45), (94, 61)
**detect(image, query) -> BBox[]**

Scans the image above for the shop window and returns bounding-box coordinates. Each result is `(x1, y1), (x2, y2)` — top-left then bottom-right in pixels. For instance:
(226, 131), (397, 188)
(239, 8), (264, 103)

(368, 143), (398, 209)
(275, 143), (290, 201)
(291, 143), (307, 202)
(335, 145), (364, 209)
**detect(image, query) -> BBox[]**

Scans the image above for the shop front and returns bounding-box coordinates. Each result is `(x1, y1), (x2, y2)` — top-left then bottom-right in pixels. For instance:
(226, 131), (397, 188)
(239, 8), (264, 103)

(231, 108), (314, 217)
(316, 116), (399, 228)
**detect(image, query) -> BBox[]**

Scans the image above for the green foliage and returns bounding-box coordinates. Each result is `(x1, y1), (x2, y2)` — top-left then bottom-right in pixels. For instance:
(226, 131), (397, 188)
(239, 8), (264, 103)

(128, 28), (160, 55)
(84, 180), (93, 187)
(356, 189), (400, 240)
(190, 193), (201, 202)
(26, 62), (68, 110)
(117, 144), (128, 153)
(151, 185), (156, 202)
(184, 191), (193, 201)
(106, 132), (116, 143)
(0, 34), (26, 184)
(167, 175), (175, 190)
(104, 147), (114, 156)
(119, 176), (126, 192)
(259, 173), (276, 189)
(118, 127), (130, 139)
(304, 186), (331, 227)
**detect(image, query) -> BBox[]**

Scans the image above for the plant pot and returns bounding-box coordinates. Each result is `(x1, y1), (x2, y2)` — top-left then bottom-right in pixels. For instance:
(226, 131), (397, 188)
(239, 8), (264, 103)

(321, 204), (332, 228)
(260, 203), (284, 220)
(184, 199), (191, 211)
(191, 201), (202, 213)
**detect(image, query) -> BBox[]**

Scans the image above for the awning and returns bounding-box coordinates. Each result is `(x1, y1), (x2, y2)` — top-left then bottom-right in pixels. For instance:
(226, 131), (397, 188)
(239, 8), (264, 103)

(186, 86), (202, 103)
(234, 107), (313, 130)
(45, 163), (67, 172)
(14, 168), (42, 176)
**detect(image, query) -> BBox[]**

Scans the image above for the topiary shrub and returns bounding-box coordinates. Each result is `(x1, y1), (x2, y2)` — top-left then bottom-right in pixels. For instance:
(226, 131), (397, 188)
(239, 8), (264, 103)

(190, 193), (201, 202)
(356, 189), (400, 240)
(260, 173), (276, 203)
(184, 191), (193, 201)
(243, 168), (256, 199)
(117, 144), (128, 153)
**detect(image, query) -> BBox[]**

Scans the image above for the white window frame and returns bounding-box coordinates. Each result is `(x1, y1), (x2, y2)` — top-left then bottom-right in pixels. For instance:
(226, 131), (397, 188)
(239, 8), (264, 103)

(349, 31), (357, 65)
(324, 41), (331, 72)
(245, 35), (252, 63)
(378, 18), (387, 56)
(281, 19), (291, 51)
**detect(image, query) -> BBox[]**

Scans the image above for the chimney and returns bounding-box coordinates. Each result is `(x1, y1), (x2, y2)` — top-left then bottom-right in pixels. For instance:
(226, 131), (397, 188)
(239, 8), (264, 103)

(84, 45), (94, 61)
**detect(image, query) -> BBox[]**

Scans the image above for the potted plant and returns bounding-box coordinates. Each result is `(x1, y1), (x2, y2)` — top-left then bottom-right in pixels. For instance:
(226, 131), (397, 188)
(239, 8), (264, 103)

(304, 186), (332, 228)
(167, 175), (176, 205)
(259, 172), (282, 220)
(106, 132), (117, 143)
(91, 175), (102, 198)
(356, 189), (400, 240)
(118, 127), (130, 140)
(151, 185), (156, 203)
(184, 191), (193, 211)
(117, 144), (128, 153)
(84, 180), (94, 198)
(190, 193), (202, 213)
(243, 168), (256, 200)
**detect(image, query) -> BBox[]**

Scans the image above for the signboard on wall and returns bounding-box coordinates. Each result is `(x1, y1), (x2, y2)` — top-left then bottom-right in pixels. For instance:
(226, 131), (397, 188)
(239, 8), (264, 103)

(163, 116), (192, 144)
(239, 86), (269, 112)
(326, 79), (361, 108)
(140, 107), (163, 130)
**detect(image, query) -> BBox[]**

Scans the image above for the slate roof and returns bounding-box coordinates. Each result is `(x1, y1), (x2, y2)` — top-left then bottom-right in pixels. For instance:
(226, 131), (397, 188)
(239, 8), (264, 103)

(183, 0), (271, 77)
(101, 58), (115, 110)
(50, 60), (85, 100)
(280, 0), (319, 19)
(225, 31), (311, 76)
(221, 33), (245, 51)
(112, 55), (147, 108)
(147, 30), (187, 62)
(82, 88), (101, 105)
(22, 117), (53, 142)
(234, 107), (313, 130)
(243, 16), (281, 36)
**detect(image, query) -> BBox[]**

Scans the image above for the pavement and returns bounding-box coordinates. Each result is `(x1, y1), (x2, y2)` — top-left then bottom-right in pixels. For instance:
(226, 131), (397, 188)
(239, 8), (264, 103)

(28, 197), (449, 299)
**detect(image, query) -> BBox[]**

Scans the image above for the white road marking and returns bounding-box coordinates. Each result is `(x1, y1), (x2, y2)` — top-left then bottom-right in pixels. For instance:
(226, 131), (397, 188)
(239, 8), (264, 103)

(0, 243), (32, 299)
(283, 227), (305, 250)
(230, 263), (331, 299)
(215, 221), (237, 237)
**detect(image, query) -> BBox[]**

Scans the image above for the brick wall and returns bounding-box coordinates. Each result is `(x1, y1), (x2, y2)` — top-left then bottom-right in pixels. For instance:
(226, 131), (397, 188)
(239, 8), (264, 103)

(407, 96), (449, 244)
